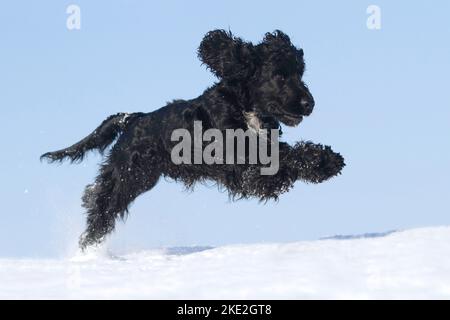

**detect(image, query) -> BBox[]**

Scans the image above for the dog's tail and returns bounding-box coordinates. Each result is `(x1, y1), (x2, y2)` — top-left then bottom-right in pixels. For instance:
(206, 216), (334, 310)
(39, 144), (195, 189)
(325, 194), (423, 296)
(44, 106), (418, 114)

(41, 112), (138, 163)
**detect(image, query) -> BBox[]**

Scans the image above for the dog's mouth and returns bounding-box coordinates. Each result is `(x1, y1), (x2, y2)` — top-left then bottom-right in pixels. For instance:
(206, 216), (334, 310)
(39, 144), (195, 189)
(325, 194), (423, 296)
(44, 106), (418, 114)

(277, 113), (303, 127)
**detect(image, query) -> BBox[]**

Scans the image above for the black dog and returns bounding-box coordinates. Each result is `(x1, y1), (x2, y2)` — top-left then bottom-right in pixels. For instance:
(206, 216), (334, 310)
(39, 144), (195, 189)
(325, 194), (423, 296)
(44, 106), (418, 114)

(42, 30), (345, 249)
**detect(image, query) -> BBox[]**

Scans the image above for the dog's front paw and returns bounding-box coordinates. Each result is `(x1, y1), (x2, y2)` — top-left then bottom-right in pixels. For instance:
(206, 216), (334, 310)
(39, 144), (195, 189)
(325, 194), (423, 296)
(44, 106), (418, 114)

(318, 146), (345, 181)
(293, 142), (345, 183)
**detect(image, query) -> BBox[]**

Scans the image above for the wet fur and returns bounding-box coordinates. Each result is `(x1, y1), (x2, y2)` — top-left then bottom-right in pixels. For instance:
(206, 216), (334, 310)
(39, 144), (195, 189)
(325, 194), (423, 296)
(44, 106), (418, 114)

(41, 30), (345, 249)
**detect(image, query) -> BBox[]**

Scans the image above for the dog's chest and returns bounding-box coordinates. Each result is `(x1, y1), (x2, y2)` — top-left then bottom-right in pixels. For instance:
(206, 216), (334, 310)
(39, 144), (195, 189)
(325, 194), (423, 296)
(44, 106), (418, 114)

(243, 112), (262, 133)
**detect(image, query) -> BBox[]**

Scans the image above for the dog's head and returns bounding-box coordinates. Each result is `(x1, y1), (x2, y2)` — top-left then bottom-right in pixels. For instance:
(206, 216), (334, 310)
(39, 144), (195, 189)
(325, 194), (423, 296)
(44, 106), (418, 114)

(198, 29), (315, 126)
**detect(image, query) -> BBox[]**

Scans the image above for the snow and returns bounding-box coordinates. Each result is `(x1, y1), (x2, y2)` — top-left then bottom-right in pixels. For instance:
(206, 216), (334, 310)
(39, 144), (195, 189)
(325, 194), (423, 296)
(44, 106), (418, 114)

(1, 226), (450, 299)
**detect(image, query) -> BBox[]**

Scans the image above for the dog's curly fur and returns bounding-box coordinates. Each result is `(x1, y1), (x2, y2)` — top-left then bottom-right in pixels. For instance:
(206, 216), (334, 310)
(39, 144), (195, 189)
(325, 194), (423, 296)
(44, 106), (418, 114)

(41, 30), (345, 249)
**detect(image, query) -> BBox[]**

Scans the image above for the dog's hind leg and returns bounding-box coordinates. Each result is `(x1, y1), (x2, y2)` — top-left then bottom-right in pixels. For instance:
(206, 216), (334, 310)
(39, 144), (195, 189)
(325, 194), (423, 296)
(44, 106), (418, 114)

(79, 154), (161, 250)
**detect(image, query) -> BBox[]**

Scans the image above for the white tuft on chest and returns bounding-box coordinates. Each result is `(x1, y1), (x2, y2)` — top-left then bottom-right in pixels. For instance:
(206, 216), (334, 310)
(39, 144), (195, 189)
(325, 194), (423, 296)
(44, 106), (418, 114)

(243, 111), (262, 133)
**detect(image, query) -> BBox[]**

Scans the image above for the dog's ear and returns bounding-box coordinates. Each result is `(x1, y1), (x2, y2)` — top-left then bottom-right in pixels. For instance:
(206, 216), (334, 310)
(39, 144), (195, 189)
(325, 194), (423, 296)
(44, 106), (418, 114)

(198, 29), (255, 80)
(259, 30), (304, 74)
(259, 30), (296, 58)
(262, 30), (292, 47)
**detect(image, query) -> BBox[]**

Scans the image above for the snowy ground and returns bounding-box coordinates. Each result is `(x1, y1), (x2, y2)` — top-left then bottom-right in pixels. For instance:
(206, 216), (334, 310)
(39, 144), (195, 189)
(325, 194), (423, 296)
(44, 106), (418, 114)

(1, 226), (450, 299)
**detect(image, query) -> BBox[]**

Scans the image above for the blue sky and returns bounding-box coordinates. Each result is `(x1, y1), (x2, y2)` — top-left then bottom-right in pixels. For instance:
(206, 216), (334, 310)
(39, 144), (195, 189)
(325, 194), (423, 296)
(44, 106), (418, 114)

(0, 1), (449, 257)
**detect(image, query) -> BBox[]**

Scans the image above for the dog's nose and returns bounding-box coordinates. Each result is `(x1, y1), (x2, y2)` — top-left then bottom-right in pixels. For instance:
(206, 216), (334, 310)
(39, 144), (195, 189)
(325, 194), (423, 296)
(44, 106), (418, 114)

(300, 97), (315, 115)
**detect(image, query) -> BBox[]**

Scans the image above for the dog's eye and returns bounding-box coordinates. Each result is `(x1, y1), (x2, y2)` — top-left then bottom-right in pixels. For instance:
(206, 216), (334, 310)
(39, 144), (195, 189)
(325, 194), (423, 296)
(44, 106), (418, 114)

(276, 70), (287, 80)
(276, 74), (287, 83)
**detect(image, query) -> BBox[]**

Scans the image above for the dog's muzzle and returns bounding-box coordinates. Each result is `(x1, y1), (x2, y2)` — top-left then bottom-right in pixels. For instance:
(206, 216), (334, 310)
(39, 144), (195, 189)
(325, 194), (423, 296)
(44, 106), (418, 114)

(300, 96), (315, 116)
